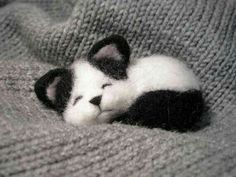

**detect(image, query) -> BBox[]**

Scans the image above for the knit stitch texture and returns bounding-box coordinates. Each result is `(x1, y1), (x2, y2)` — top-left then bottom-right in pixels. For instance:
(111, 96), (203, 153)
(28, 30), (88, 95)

(0, 0), (236, 176)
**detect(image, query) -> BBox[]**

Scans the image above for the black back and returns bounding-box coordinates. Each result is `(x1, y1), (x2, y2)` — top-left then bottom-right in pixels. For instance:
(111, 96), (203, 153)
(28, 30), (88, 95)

(115, 90), (204, 132)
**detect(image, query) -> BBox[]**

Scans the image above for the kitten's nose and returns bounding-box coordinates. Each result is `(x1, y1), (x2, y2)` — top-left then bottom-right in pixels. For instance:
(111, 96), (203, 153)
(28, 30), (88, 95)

(89, 95), (102, 106)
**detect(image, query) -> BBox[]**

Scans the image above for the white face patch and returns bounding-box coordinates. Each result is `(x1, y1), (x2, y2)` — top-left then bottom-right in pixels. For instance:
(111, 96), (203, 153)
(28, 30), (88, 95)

(63, 60), (118, 125)
(62, 55), (200, 126)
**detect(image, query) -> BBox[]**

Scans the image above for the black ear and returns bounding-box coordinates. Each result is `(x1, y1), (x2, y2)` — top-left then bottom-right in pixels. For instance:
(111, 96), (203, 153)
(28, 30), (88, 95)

(88, 35), (130, 63)
(34, 68), (73, 113)
(88, 35), (131, 79)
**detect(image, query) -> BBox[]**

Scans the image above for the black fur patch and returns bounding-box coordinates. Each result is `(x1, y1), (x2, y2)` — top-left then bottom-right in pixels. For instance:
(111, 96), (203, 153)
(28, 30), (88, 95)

(34, 68), (73, 114)
(89, 59), (128, 80)
(88, 35), (130, 80)
(116, 90), (204, 132)
(54, 70), (73, 113)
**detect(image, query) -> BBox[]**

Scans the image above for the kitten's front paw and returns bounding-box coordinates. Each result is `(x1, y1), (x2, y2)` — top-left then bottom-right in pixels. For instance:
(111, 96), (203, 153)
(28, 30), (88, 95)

(101, 82), (136, 113)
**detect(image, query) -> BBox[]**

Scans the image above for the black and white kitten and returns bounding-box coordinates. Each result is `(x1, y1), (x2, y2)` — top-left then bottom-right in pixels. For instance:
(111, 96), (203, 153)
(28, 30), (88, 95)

(35, 35), (204, 131)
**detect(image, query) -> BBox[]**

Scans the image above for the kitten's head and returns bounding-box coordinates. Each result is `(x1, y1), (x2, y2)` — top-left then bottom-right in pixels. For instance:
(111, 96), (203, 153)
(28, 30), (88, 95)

(35, 35), (132, 125)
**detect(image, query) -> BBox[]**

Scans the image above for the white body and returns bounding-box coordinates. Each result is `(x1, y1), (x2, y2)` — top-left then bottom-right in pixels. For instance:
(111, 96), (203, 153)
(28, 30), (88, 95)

(63, 55), (200, 126)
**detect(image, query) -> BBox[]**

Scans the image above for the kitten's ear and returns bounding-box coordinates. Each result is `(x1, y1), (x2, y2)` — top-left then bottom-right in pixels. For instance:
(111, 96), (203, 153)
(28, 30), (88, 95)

(88, 35), (130, 64)
(87, 35), (131, 79)
(34, 68), (68, 109)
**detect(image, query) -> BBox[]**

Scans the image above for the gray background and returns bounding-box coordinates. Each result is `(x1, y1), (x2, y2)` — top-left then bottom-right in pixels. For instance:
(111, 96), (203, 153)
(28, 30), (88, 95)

(0, 0), (236, 176)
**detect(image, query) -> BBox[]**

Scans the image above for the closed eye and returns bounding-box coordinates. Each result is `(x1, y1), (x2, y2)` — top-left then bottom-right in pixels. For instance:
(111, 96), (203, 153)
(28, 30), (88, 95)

(102, 83), (112, 89)
(73, 95), (83, 105)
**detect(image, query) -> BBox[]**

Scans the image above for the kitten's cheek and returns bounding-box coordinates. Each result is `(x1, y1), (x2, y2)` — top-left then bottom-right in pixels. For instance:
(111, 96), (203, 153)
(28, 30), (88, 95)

(101, 92), (114, 109)
(101, 90), (118, 110)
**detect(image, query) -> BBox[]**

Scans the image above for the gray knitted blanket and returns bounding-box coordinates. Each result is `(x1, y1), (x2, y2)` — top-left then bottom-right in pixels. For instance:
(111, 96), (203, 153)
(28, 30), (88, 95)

(0, 0), (236, 176)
